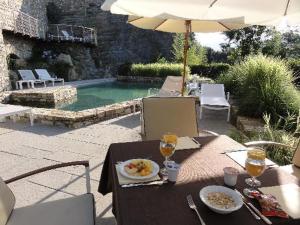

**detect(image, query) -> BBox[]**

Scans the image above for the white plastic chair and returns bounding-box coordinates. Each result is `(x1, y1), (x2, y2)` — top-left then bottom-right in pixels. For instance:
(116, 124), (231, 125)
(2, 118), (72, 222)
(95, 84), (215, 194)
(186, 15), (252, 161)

(35, 69), (64, 86)
(199, 83), (230, 122)
(17, 70), (46, 89)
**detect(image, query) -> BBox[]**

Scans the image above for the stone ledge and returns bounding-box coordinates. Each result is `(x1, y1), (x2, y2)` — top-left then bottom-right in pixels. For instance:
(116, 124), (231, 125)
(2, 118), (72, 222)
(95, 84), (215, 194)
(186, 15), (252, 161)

(9, 86), (77, 108)
(16, 99), (141, 128)
(237, 116), (265, 134)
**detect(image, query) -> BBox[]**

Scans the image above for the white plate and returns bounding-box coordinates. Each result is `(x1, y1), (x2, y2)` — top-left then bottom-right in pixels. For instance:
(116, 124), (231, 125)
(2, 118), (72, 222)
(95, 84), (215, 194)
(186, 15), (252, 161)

(119, 159), (160, 180)
(199, 185), (243, 214)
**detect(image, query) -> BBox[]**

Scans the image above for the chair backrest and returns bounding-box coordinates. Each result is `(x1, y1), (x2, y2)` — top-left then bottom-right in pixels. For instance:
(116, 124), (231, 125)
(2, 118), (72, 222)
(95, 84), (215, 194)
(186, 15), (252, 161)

(292, 139), (300, 167)
(142, 97), (199, 140)
(18, 70), (36, 81)
(0, 177), (15, 225)
(35, 69), (51, 80)
(159, 76), (183, 95)
(201, 83), (226, 98)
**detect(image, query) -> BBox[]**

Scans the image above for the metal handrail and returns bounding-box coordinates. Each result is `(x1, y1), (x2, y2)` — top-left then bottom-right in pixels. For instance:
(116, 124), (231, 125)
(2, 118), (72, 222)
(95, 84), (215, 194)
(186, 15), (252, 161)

(47, 24), (97, 45)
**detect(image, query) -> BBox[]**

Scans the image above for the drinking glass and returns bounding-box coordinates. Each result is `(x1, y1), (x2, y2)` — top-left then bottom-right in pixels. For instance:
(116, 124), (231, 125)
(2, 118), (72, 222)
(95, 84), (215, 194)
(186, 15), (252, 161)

(243, 148), (266, 197)
(159, 133), (178, 176)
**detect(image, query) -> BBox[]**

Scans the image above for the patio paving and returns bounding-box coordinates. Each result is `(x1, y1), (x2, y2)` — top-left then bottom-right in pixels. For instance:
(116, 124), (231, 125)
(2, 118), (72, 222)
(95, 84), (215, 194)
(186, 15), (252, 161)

(0, 110), (235, 225)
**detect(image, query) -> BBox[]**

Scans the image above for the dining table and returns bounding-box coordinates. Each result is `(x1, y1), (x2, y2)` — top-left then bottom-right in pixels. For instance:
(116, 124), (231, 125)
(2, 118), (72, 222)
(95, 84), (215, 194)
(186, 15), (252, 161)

(98, 135), (300, 225)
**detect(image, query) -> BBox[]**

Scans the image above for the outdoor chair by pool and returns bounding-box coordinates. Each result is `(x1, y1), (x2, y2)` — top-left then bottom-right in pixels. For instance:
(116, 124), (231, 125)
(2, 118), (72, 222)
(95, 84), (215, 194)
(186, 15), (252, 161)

(0, 104), (34, 126)
(199, 83), (230, 122)
(244, 139), (300, 179)
(17, 70), (46, 89)
(0, 161), (95, 225)
(141, 97), (199, 140)
(148, 76), (182, 97)
(35, 69), (65, 86)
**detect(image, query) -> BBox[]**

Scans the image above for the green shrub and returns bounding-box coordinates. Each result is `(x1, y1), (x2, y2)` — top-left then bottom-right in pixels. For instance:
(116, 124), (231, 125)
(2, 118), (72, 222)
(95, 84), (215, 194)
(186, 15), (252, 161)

(218, 55), (300, 119)
(190, 63), (230, 80)
(287, 59), (300, 85)
(230, 114), (299, 165)
(118, 63), (188, 77)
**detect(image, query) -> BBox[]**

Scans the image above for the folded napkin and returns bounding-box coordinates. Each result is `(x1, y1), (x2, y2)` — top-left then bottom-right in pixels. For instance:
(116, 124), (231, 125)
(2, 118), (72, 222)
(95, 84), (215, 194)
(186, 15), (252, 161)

(225, 150), (278, 168)
(175, 136), (200, 151)
(115, 165), (160, 185)
(259, 184), (300, 219)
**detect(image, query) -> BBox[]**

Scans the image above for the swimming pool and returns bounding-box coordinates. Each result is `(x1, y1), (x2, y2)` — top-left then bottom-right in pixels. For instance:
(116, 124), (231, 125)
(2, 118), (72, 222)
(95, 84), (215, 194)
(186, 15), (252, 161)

(61, 82), (161, 111)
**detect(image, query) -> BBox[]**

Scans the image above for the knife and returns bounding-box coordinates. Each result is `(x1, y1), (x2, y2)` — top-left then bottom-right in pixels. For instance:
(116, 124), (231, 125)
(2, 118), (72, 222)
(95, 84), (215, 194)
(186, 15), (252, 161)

(236, 190), (272, 224)
(121, 180), (167, 188)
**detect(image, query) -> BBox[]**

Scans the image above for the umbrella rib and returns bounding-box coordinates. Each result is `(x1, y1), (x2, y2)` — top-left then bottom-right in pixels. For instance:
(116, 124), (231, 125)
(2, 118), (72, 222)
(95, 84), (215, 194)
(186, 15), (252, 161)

(128, 17), (143, 23)
(218, 22), (231, 31)
(284, 0), (291, 16)
(209, 0), (218, 8)
(153, 19), (168, 30)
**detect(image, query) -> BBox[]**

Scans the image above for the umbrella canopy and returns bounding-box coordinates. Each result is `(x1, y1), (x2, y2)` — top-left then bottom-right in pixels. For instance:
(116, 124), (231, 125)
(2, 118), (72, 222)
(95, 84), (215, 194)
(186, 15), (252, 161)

(128, 16), (246, 33)
(102, 0), (300, 26)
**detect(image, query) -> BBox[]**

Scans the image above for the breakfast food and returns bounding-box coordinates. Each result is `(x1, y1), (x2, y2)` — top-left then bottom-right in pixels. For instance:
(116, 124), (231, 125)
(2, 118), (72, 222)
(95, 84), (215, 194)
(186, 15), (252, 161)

(251, 192), (288, 218)
(207, 192), (236, 209)
(124, 159), (153, 177)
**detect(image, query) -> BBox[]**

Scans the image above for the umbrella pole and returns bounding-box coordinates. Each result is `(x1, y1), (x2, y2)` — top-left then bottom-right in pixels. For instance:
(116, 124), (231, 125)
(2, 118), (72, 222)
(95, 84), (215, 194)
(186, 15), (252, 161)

(181, 20), (191, 96)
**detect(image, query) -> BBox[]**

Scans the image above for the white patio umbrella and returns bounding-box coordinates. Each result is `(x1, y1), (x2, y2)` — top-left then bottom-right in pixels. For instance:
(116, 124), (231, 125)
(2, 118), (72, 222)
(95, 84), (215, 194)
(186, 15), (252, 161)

(102, 0), (300, 26)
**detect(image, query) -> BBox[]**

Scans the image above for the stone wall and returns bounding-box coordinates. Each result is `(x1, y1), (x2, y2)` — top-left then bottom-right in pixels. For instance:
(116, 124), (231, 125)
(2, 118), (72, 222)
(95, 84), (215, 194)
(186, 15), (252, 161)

(0, 0), (49, 92)
(0, 0), (174, 92)
(48, 0), (174, 75)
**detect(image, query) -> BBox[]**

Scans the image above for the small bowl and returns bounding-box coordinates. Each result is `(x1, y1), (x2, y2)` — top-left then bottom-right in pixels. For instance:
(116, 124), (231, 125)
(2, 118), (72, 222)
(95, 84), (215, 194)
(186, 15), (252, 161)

(199, 185), (243, 214)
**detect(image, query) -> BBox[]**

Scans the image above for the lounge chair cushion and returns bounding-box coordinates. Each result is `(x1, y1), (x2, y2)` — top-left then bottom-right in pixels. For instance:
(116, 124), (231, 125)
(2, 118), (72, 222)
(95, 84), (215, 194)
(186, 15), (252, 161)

(0, 177), (15, 225)
(292, 140), (300, 167)
(142, 97), (199, 140)
(6, 194), (95, 225)
(201, 96), (230, 107)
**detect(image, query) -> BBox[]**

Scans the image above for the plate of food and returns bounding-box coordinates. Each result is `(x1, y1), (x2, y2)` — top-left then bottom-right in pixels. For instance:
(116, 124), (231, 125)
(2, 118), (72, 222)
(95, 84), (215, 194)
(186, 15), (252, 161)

(199, 185), (243, 214)
(119, 159), (160, 180)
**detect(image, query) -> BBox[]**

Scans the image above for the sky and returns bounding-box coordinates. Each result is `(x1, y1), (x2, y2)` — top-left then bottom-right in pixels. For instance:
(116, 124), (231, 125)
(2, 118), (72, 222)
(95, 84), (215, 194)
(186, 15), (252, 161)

(195, 32), (227, 51)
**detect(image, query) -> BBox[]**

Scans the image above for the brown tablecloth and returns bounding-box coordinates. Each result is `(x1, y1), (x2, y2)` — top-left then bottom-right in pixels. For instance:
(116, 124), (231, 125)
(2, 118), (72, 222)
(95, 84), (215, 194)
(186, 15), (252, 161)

(98, 135), (300, 225)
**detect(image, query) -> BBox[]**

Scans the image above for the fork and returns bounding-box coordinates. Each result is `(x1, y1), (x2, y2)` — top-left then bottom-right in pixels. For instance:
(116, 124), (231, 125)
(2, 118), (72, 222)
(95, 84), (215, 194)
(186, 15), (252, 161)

(187, 194), (206, 225)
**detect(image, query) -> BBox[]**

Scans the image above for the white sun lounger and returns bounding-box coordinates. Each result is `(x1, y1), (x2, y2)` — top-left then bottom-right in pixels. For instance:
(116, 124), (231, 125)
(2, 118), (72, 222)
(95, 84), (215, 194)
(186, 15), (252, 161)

(0, 104), (34, 126)
(17, 70), (46, 89)
(199, 83), (231, 122)
(35, 69), (64, 86)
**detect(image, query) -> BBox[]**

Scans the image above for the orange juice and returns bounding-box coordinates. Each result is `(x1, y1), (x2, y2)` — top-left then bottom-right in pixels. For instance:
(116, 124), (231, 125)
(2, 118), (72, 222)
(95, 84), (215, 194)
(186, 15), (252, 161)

(163, 134), (178, 145)
(245, 161), (265, 177)
(160, 146), (175, 157)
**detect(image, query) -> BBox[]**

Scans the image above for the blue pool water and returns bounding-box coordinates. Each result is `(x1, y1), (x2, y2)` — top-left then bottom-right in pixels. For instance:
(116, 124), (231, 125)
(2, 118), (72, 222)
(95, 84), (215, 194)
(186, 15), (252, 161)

(61, 82), (161, 111)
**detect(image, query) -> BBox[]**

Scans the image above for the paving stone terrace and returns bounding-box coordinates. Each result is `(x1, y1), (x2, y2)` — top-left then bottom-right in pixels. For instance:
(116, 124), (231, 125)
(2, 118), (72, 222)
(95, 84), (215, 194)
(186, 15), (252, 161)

(0, 110), (235, 225)
(9, 85), (77, 108)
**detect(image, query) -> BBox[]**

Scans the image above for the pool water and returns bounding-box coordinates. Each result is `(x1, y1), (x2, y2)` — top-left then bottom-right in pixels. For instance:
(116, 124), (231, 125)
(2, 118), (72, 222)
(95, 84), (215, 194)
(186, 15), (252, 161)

(61, 82), (161, 111)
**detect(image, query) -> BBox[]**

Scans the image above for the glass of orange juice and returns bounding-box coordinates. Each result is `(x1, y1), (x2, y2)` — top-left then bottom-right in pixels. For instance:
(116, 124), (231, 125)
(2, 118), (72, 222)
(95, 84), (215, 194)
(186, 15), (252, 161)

(160, 133), (178, 175)
(243, 148), (266, 197)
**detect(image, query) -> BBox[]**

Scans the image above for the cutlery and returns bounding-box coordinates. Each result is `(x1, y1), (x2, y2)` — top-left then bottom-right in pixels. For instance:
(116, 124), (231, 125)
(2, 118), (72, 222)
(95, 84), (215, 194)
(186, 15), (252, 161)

(121, 180), (167, 188)
(191, 138), (201, 146)
(221, 149), (248, 154)
(187, 194), (206, 225)
(235, 190), (261, 220)
(236, 190), (272, 224)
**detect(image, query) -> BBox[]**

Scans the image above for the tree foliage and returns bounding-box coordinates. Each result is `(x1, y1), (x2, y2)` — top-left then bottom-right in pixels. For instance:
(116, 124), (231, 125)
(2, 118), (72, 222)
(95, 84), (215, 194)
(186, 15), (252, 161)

(221, 25), (300, 63)
(171, 33), (207, 65)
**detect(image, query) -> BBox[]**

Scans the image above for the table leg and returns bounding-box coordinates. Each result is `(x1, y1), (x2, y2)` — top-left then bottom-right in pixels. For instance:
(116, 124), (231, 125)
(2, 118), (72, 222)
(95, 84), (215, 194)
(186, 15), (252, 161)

(16, 82), (19, 90)
(29, 112), (34, 126)
(12, 115), (17, 123)
(20, 82), (23, 90)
